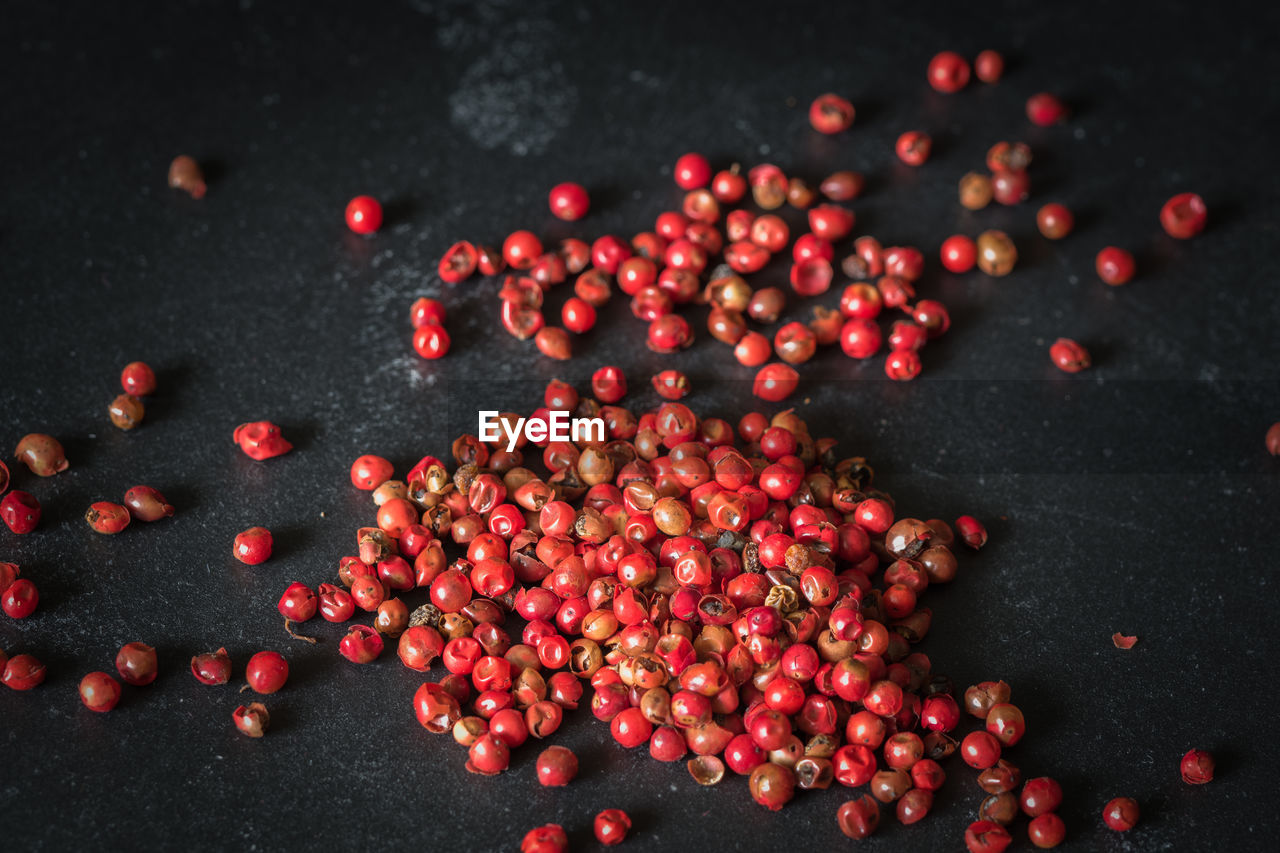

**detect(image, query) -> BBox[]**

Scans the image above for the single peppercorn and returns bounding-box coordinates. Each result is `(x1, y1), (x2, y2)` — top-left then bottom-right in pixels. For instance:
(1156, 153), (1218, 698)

(167, 155), (206, 198)
(1021, 777), (1064, 817)
(1, 491), (41, 534)
(895, 131), (932, 166)
(1102, 796), (1140, 831)
(593, 809), (631, 846)
(344, 195), (382, 234)
(535, 745), (578, 786)
(233, 421), (292, 460)
(1049, 338), (1091, 373)
(975, 50), (1004, 83)
(79, 672), (122, 712)
(1160, 192), (1207, 239)
(245, 651), (288, 694)
(965, 820), (1013, 853)
(1267, 422), (1280, 456)
(3, 653), (46, 690)
(233, 702), (270, 737)
(940, 235), (977, 273)
(115, 642), (158, 686)
(960, 172), (993, 210)
(1095, 246), (1136, 285)
(1026, 93), (1068, 126)
(413, 323), (451, 359)
(520, 825), (568, 853)
(2, 578), (39, 619)
(837, 795), (880, 839)
(123, 485), (175, 521)
(1028, 813), (1066, 848)
(976, 230), (1017, 276)
(14, 433), (69, 476)
(548, 182), (590, 221)
(1180, 748), (1215, 784)
(1037, 203), (1074, 239)
(233, 526), (274, 564)
(809, 93), (855, 134)
(927, 51), (971, 92)
(85, 501), (132, 534)
(120, 361), (157, 396)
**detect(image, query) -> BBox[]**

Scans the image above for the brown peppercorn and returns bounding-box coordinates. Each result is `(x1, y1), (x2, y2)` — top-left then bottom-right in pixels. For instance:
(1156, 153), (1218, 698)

(976, 230), (1017, 276)
(820, 170), (865, 201)
(980, 792), (1020, 825)
(107, 394), (145, 430)
(168, 155), (207, 199)
(14, 433), (69, 476)
(959, 172), (994, 209)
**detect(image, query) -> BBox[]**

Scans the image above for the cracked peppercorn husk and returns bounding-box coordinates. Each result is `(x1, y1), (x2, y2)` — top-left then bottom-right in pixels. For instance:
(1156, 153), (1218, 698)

(409, 603), (443, 628)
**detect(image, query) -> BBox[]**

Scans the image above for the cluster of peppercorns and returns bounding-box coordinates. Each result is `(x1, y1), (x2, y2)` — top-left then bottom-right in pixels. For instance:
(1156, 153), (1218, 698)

(521, 810), (631, 852)
(107, 360), (156, 431)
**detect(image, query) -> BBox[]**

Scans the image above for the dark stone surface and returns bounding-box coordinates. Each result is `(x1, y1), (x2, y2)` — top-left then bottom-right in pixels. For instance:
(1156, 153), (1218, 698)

(2, 1), (1277, 850)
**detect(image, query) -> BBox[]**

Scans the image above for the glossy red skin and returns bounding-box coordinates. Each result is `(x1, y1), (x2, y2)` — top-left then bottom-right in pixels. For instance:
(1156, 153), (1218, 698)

(2, 578), (39, 618)
(3, 654), (47, 690)
(233, 527), (274, 565)
(120, 361), (157, 396)
(1, 491), (41, 534)
(115, 642), (158, 686)
(245, 651), (289, 693)
(350, 454), (394, 490)
(345, 195), (382, 234)
(233, 421), (292, 460)
(190, 648), (232, 685)
(79, 672), (122, 712)
(85, 501), (131, 534)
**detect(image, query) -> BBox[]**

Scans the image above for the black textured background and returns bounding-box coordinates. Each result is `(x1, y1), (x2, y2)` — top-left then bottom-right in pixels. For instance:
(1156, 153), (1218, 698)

(2, 1), (1278, 851)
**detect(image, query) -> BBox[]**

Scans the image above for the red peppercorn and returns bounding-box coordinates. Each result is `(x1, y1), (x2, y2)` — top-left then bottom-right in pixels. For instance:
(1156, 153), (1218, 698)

(3, 654), (46, 690)
(339, 625), (384, 663)
(749, 762), (796, 810)
(593, 809), (631, 846)
(1049, 338), (1090, 373)
(652, 370), (690, 400)
(535, 744), (578, 786)
(85, 501), (131, 534)
(992, 169), (1029, 205)
(1180, 748), (1215, 784)
(410, 297), (446, 328)
(712, 168), (747, 203)
(591, 366), (627, 403)
(503, 231), (543, 271)
(961, 731), (1003, 769)
(1028, 813), (1066, 848)
(1160, 192), (1207, 239)
(611, 706), (653, 747)
(1023, 89), (1067, 124)
(350, 455), (394, 490)
(561, 297), (597, 334)
(233, 421), (292, 460)
(1102, 796), (1140, 831)
(413, 323), (451, 359)
(975, 50), (1004, 83)
(120, 361), (157, 396)
(837, 795), (881, 839)
(809, 93), (855, 134)
(520, 825), (568, 853)
(1020, 777), (1063, 816)
(14, 433), (69, 476)
(438, 241), (478, 283)
(1267, 422), (1280, 456)
(966, 820), (1013, 853)
(121, 485), (174, 522)
(115, 641), (158, 686)
(189, 648), (232, 685)
(535, 327), (572, 360)
(245, 651), (288, 693)
(674, 153), (711, 190)
(840, 318), (882, 360)
(940, 235), (977, 273)
(1095, 247), (1135, 285)
(548, 182), (590, 221)
(233, 526), (273, 565)
(78, 672), (121, 712)
(1036, 203), (1074, 240)
(467, 732), (511, 775)
(895, 131), (932, 166)
(168, 154), (206, 198)
(477, 245), (506, 276)
(752, 364), (799, 403)
(927, 51), (971, 93)
(344, 195), (382, 234)
(233, 702), (270, 738)
(647, 315), (692, 353)
(884, 349), (922, 381)
(2, 578), (38, 619)
(1, 491), (41, 534)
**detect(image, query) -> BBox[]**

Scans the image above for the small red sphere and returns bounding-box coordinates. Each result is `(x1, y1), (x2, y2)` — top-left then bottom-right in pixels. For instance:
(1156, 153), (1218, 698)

(965, 820), (1012, 853)
(2, 578), (39, 619)
(809, 93), (856, 133)
(410, 297), (446, 329)
(1180, 748), (1215, 784)
(927, 51), (971, 93)
(1027, 813), (1066, 849)
(840, 318), (882, 360)
(1026, 93), (1068, 126)
(1, 491), (41, 534)
(350, 454), (394, 490)
(752, 364), (799, 403)
(535, 745), (579, 786)
(79, 672), (122, 712)
(1036, 203), (1074, 239)
(895, 131), (932, 166)
(120, 361), (157, 396)
(1102, 797), (1140, 831)
(593, 809), (632, 846)
(115, 641), (158, 686)
(520, 825), (568, 853)
(1160, 192), (1207, 239)
(548, 182), (590, 221)
(412, 323), (451, 359)
(940, 235), (977, 273)
(561, 297), (597, 334)
(233, 526), (274, 565)
(344, 196), (382, 234)
(503, 230), (543, 271)
(1020, 777), (1064, 816)
(975, 50), (1004, 83)
(674, 153), (712, 190)
(1095, 247), (1136, 286)
(961, 731), (1002, 769)
(2, 654), (46, 690)
(1049, 338), (1091, 373)
(884, 349), (922, 381)
(245, 651), (289, 694)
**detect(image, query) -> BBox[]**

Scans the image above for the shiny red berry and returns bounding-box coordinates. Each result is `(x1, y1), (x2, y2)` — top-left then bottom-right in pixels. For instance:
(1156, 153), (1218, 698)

(1, 491), (41, 534)
(940, 235), (976, 273)
(350, 454), (394, 490)
(1049, 338), (1091, 373)
(115, 642), (158, 686)
(413, 323), (451, 359)
(927, 51), (970, 93)
(85, 501), (131, 534)
(884, 349), (922, 381)
(233, 526), (273, 564)
(674, 153), (711, 190)
(535, 745), (579, 786)
(975, 50), (1004, 83)
(561, 297), (597, 334)
(1026, 93), (1068, 126)
(410, 297), (446, 328)
(438, 241), (477, 283)
(344, 195), (382, 234)
(593, 809), (631, 846)
(245, 651), (288, 694)
(548, 182), (590, 221)
(120, 361), (157, 396)
(1180, 748), (1215, 784)
(1160, 192), (1207, 239)
(809, 93), (855, 133)
(1036, 203), (1074, 239)
(520, 825), (567, 853)
(79, 671), (122, 712)
(2, 653), (46, 690)
(190, 647), (232, 685)
(503, 231), (543, 271)
(895, 131), (932, 166)
(752, 364), (799, 403)
(232, 421), (292, 460)
(2, 578), (38, 619)
(1095, 247), (1136, 285)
